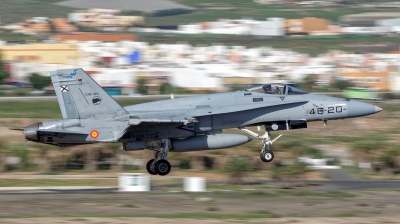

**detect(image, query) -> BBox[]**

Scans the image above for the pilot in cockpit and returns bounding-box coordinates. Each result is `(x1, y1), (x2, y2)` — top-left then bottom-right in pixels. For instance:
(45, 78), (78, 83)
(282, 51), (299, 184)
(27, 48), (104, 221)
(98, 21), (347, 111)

(263, 85), (272, 94)
(273, 86), (281, 95)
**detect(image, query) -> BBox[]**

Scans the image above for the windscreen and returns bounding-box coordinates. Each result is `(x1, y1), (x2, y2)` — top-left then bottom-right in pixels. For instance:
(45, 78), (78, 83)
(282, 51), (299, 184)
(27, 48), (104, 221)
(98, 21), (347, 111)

(287, 85), (308, 95)
(245, 84), (286, 95)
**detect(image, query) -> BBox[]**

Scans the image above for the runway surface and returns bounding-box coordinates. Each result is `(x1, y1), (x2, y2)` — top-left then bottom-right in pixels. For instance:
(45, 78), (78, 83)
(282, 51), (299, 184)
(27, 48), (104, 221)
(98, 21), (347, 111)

(1, 179), (399, 194)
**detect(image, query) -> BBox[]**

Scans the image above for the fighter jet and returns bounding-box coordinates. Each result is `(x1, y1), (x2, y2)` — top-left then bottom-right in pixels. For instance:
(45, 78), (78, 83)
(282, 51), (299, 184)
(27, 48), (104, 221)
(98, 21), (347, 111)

(17, 68), (383, 175)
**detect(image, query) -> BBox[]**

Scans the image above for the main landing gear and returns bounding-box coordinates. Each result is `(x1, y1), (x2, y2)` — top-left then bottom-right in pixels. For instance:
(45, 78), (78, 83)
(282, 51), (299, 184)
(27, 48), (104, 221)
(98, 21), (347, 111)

(146, 139), (172, 176)
(240, 127), (283, 163)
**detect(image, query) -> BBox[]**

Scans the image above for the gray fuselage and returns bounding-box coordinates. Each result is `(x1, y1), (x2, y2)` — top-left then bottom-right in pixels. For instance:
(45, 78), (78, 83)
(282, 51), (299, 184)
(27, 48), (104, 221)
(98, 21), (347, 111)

(121, 90), (378, 142)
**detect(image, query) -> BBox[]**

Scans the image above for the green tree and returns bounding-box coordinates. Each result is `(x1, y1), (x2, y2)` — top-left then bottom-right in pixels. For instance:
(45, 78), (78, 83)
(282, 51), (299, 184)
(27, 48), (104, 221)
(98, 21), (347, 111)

(29, 73), (51, 90)
(0, 51), (4, 69)
(378, 148), (399, 169)
(0, 70), (10, 84)
(159, 82), (173, 94)
(332, 79), (355, 91)
(0, 53), (10, 84)
(225, 157), (249, 184)
(152, 8), (192, 17)
(229, 83), (246, 92)
(296, 75), (316, 92)
(136, 78), (147, 95)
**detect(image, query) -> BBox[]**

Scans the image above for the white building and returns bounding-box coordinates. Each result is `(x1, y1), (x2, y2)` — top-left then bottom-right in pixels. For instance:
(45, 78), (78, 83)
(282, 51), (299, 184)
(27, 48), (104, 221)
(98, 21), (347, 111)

(177, 18), (285, 36)
(249, 18), (285, 36)
(5, 40), (400, 92)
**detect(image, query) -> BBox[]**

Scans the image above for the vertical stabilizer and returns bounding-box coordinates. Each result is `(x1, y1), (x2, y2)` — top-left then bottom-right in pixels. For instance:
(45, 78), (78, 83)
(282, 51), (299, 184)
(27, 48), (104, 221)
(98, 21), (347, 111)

(51, 68), (128, 120)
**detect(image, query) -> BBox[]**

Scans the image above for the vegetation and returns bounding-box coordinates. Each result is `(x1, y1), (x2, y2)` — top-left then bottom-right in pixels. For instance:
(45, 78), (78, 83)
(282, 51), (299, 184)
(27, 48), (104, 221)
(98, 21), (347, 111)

(224, 157), (250, 184)
(0, 70), (10, 84)
(0, 0), (74, 24)
(0, 178), (117, 187)
(270, 162), (308, 181)
(0, 53), (10, 84)
(151, 8), (193, 17)
(136, 33), (400, 56)
(28, 73), (51, 89)
(145, 1), (400, 26)
(296, 75), (317, 92)
(1, 0), (399, 26)
(351, 135), (400, 175)
(159, 83), (175, 94)
(331, 78), (356, 90)
(136, 78), (148, 95)
(228, 83), (247, 92)
(159, 82), (196, 95)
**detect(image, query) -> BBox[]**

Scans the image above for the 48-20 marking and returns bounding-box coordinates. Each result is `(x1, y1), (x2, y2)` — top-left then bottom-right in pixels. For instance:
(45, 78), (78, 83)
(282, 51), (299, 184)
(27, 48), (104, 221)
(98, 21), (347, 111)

(310, 106), (343, 115)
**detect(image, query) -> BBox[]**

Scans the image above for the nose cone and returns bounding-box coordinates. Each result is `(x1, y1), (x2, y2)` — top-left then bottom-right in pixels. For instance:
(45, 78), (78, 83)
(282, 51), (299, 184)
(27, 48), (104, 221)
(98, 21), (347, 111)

(347, 100), (383, 118)
(24, 122), (42, 142)
(375, 106), (383, 113)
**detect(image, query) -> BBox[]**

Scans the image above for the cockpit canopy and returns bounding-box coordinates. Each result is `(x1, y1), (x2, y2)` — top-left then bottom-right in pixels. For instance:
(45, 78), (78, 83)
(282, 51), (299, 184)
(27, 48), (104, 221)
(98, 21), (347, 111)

(241, 84), (308, 95)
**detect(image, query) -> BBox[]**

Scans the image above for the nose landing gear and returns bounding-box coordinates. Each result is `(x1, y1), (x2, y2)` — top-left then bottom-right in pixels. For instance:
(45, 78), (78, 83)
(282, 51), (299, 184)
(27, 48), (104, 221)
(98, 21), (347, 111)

(239, 127), (283, 163)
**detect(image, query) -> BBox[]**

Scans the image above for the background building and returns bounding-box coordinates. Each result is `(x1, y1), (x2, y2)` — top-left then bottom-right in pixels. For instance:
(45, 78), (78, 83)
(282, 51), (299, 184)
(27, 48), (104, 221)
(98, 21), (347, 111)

(286, 17), (330, 34)
(0, 43), (79, 64)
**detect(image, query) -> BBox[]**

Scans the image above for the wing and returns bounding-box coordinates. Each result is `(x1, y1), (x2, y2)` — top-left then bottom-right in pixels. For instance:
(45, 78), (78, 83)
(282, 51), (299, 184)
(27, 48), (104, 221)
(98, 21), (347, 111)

(175, 100), (309, 118)
(126, 100), (307, 125)
(118, 100), (308, 140)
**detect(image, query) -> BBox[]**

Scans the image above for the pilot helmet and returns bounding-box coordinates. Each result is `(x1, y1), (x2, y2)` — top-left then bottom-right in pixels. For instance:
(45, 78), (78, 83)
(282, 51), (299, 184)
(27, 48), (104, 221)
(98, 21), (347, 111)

(263, 85), (272, 93)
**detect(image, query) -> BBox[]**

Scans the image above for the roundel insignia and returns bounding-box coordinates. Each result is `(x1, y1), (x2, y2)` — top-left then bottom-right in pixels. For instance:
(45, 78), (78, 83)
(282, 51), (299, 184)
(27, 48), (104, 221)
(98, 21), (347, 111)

(90, 130), (99, 139)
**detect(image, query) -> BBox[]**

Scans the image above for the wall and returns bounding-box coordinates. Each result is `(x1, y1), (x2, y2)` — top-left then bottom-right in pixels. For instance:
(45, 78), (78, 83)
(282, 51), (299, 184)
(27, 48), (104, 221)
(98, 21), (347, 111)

(286, 17), (329, 34)
(339, 71), (390, 91)
(303, 17), (329, 33)
(0, 43), (79, 64)
(250, 18), (285, 36)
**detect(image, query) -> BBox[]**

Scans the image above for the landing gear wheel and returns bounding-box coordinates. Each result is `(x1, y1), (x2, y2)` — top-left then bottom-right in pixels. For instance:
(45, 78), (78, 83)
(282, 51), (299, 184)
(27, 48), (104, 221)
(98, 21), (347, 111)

(146, 159), (158, 175)
(154, 159), (171, 176)
(260, 151), (274, 162)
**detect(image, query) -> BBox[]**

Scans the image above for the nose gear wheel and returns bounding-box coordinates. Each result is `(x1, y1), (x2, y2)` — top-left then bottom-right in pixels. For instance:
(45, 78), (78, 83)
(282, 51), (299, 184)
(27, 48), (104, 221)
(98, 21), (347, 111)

(260, 151), (274, 162)
(239, 127), (282, 163)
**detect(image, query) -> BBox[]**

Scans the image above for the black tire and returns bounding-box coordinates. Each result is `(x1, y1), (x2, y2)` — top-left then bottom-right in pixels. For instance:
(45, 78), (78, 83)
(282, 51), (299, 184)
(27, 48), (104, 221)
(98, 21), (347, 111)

(260, 151), (274, 162)
(146, 159), (158, 175)
(154, 160), (171, 176)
